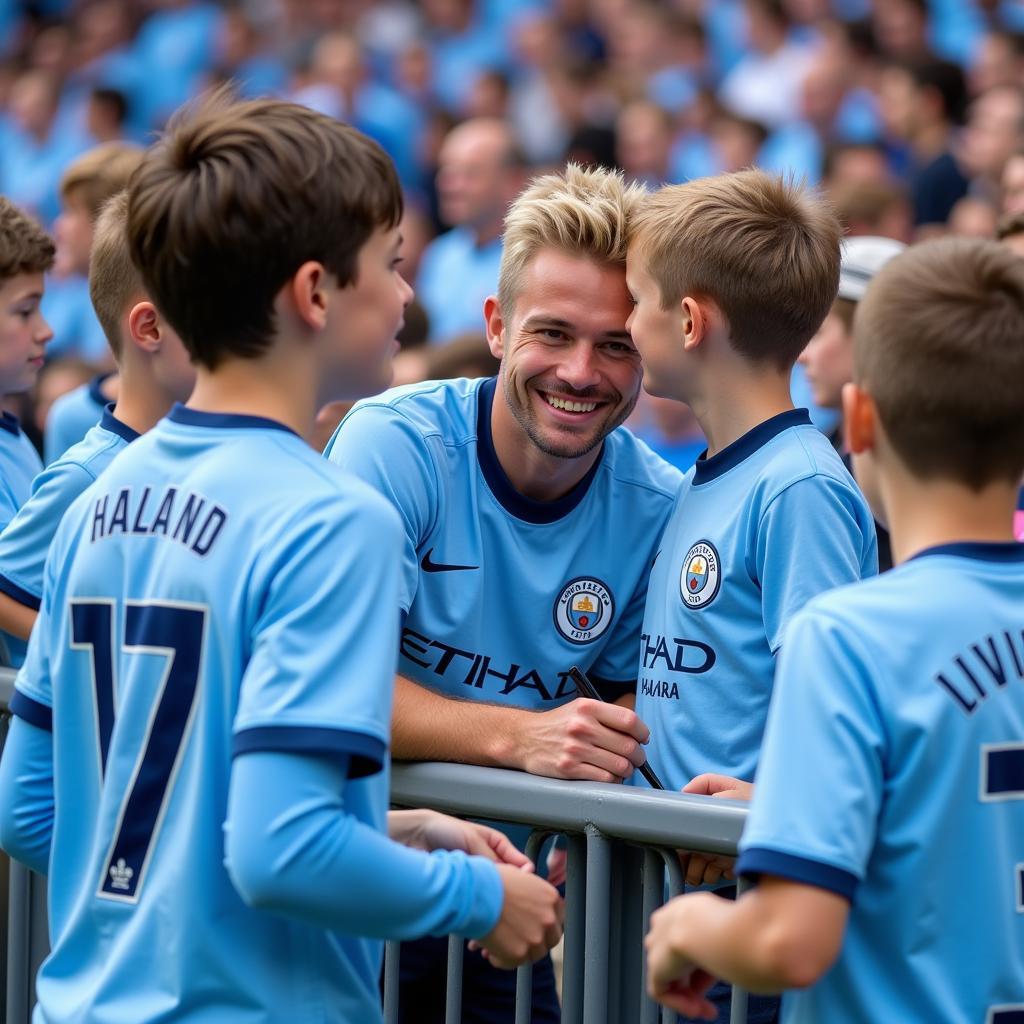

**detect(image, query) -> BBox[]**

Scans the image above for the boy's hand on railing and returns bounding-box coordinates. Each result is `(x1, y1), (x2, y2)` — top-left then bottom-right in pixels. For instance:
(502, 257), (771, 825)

(515, 699), (650, 783)
(677, 773), (752, 886)
(388, 809), (534, 870)
(645, 899), (718, 1019)
(474, 867), (564, 969)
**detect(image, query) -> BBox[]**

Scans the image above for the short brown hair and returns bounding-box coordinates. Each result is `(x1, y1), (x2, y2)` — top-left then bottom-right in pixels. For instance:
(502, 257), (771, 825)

(89, 191), (143, 360)
(60, 142), (144, 221)
(996, 210), (1024, 241)
(127, 90), (402, 369)
(0, 197), (55, 283)
(631, 170), (843, 370)
(855, 237), (1024, 489)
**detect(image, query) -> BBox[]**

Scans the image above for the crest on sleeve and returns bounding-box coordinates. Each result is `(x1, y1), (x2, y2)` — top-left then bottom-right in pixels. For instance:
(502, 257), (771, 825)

(553, 577), (614, 644)
(680, 541), (721, 609)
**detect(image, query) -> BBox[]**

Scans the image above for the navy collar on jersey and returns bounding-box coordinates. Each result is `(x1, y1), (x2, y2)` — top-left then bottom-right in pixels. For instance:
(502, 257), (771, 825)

(476, 376), (604, 524)
(88, 371), (116, 408)
(167, 403), (300, 438)
(100, 404), (141, 444)
(909, 541), (1024, 564)
(0, 410), (21, 436)
(692, 408), (812, 485)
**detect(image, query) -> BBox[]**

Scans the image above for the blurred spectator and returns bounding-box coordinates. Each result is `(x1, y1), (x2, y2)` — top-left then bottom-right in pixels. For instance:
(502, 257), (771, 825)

(878, 57), (969, 231)
(959, 85), (1024, 208)
(422, 331), (500, 380)
(627, 393), (706, 474)
(210, 5), (288, 98)
(947, 195), (998, 238)
(616, 100), (674, 187)
(831, 179), (913, 241)
(85, 88), (128, 143)
(709, 107), (769, 174)
(30, 355), (94, 440)
(416, 118), (524, 344)
(996, 209), (1024, 257)
(970, 28), (1024, 96)
(508, 13), (569, 163)
(1001, 146), (1024, 214)
(822, 141), (893, 189)
(871, 0), (929, 61)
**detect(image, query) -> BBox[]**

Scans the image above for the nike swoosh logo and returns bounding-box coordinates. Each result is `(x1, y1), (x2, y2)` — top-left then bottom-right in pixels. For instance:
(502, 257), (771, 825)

(420, 548), (479, 573)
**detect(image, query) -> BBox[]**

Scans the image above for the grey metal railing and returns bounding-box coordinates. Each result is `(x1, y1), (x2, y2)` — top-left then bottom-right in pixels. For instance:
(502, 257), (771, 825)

(1, 677), (752, 1024)
(389, 761), (751, 1024)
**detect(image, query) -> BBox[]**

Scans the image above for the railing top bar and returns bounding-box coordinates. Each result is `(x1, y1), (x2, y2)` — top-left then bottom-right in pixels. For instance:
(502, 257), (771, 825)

(391, 761), (748, 854)
(0, 668), (16, 709)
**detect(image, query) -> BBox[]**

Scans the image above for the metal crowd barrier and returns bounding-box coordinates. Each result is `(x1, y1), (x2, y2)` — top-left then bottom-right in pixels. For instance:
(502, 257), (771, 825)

(0, 672), (752, 1024)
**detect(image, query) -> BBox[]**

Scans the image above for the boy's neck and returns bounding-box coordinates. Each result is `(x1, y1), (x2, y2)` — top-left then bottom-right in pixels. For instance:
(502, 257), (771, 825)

(111, 367), (174, 436)
(686, 370), (795, 458)
(882, 472), (1018, 566)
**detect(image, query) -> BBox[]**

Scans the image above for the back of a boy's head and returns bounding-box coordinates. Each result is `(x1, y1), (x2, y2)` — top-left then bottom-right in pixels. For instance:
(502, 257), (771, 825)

(632, 170), (842, 371)
(126, 90), (402, 369)
(89, 191), (141, 361)
(855, 237), (1024, 490)
(60, 142), (144, 221)
(0, 196), (55, 285)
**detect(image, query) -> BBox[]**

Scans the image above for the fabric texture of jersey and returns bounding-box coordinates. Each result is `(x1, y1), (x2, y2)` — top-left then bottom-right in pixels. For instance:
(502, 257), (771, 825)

(324, 376), (683, 708)
(738, 543), (1024, 1024)
(0, 406), (138, 613)
(8, 405), (429, 1024)
(0, 410), (44, 667)
(634, 409), (877, 790)
(43, 374), (109, 465)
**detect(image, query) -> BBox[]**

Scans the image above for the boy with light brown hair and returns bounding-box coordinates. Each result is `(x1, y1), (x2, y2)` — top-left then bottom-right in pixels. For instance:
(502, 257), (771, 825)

(0, 190), (194, 644)
(625, 169), (878, 1024)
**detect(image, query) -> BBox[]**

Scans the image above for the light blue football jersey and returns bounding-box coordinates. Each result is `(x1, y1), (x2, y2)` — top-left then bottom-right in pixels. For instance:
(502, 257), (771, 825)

(0, 410), (44, 667)
(0, 405), (138, 613)
(738, 543), (1024, 1024)
(43, 373), (110, 465)
(634, 410), (877, 790)
(10, 405), (406, 1024)
(324, 376), (683, 708)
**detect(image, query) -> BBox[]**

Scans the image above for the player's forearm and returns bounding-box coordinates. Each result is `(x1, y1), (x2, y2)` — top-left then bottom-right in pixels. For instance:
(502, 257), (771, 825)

(0, 589), (38, 640)
(226, 749), (503, 939)
(391, 673), (529, 767)
(0, 717), (54, 875)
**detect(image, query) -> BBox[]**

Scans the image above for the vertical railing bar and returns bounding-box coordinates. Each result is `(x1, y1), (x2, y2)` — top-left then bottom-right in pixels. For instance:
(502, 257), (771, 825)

(561, 832), (587, 1024)
(656, 849), (685, 1024)
(514, 830), (554, 1024)
(444, 933), (464, 1024)
(729, 875), (752, 1024)
(7, 861), (31, 1024)
(639, 848), (664, 1024)
(582, 826), (611, 1024)
(382, 941), (400, 1024)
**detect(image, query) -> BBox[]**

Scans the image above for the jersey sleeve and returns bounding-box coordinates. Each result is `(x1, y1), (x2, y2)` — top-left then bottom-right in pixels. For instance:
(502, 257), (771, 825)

(323, 404), (440, 614)
(755, 475), (877, 653)
(232, 492), (404, 778)
(736, 606), (885, 901)
(0, 460), (94, 610)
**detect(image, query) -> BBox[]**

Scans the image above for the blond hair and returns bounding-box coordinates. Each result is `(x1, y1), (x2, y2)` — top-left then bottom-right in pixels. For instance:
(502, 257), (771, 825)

(89, 191), (143, 359)
(60, 142), (145, 221)
(497, 163), (645, 315)
(631, 170), (842, 370)
(855, 237), (1024, 489)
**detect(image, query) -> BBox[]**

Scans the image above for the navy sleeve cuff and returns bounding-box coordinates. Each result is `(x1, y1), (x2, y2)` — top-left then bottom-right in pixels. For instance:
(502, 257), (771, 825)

(232, 726), (386, 779)
(10, 689), (53, 732)
(737, 847), (858, 902)
(589, 675), (635, 702)
(0, 574), (41, 612)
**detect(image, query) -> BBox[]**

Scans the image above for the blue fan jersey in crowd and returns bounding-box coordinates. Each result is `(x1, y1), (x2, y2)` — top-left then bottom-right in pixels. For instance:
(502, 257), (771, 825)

(324, 376), (684, 709)
(5, 405), (447, 1023)
(738, 543), (1024, 1024)
(634, 409), (877, 790)
(43, 373), (111, 464)
(0, 406), (138, 614)
(0, 410), (44, 667)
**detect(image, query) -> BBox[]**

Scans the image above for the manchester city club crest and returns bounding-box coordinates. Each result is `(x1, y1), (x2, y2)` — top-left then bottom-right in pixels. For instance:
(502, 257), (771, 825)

(680, 540), (721, 609)
(554, 577), (614, 644)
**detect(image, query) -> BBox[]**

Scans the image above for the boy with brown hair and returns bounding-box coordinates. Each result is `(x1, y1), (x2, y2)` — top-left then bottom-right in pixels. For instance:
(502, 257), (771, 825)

(44, 142), (143, 462)
(0, 196), (55, 665)
(0, 190), (194, 646)
(0, 92), (561, 1024)
(625, 169), (877, 1023)
(645, 236), (1024, 1024)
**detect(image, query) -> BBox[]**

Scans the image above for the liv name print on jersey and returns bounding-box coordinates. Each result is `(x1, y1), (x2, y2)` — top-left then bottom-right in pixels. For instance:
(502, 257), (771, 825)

(553, 577), (614, 644)
(680, 540), (721, 609)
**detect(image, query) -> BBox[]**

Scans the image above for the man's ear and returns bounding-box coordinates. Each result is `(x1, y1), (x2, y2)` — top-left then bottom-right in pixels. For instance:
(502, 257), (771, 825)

(127, 300), (160, 353)
(287, 261), (330, 331)
(484, 295), (505, 359)
(842, 381), (876, 455)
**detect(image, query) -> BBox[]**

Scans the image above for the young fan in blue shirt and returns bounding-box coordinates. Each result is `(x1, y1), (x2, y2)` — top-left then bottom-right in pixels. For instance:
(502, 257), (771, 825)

(645, 238), (1024, 1023)
(0, 190), (194, 650)
(0, 94), (562, 1024)
(0, 196), (55, 666)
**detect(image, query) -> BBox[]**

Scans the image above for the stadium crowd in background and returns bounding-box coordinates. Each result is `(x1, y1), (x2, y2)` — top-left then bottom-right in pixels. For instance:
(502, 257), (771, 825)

(2, 0), (1024, 464)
